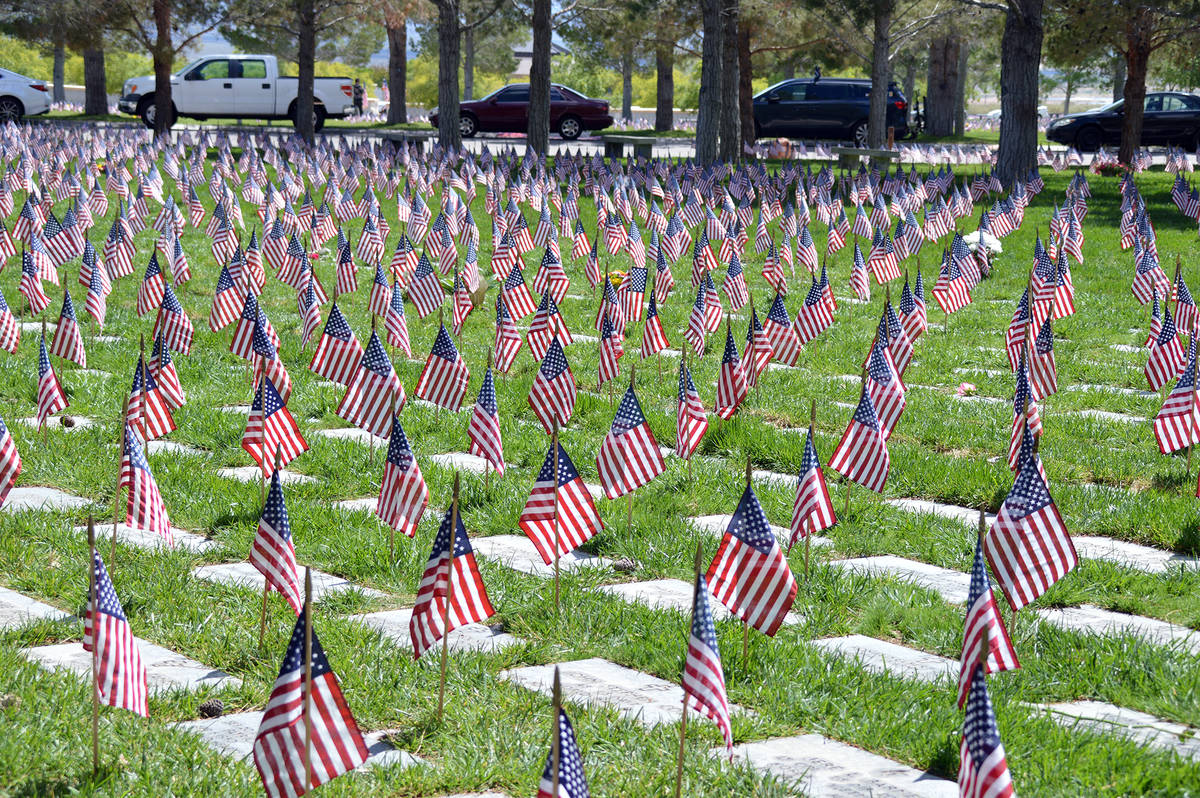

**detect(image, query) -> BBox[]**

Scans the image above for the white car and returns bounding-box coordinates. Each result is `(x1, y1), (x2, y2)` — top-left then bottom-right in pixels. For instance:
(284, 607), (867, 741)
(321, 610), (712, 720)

(0, 68), (51, 122)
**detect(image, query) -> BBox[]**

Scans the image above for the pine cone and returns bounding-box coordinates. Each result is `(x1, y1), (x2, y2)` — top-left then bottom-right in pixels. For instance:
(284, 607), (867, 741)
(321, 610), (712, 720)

(197, 698), (224, 718)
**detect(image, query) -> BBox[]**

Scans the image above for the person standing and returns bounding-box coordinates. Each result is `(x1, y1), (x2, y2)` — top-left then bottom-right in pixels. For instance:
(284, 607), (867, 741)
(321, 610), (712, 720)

(353, 79), (365, 115)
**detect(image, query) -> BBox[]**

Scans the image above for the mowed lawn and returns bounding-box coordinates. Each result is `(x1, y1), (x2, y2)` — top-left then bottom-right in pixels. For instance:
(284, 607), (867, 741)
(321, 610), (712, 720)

(0, 142), (1198, 797)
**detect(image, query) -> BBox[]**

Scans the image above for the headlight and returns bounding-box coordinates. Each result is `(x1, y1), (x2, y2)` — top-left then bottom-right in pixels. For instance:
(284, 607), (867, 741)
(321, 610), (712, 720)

(430, 107), (438, 116)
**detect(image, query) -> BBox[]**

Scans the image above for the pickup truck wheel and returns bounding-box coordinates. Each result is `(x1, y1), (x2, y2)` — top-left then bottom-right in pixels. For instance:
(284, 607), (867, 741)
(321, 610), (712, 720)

(460, 113), (478, 138)
(138, 97), (175, 130)
(313, 105), (326, 132)
(558, 115), (582, 140)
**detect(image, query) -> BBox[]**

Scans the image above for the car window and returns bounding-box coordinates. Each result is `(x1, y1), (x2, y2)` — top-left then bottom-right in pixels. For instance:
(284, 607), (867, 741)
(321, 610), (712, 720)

(771, 82), (806, 102)
(1161, 95), (1190, 111)
(550, 88), (565, 101)
(1181, 95), (1200, 110)
(808, 83), (848, 100)
(194, 60), (230, 80)
(240, 60), (268, 80)
(1145, 95), (1163, 112)
(852, 84), (873, 99)
(497, 86), (529, 102)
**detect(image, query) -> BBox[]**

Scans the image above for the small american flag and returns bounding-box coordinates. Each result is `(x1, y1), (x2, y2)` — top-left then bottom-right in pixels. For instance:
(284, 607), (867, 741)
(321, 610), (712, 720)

(958, 665), (1015, 798)
(84, 552), (148, 717)
(597, 312), (623, 388)
(243, 376), (309, 478)
(1145, 304), (1183, 391)
(538, 706), (590, 798)
(597, 386), (665, 498)
(958, 535), (1019, 708)
(763, 293), (800, 366)
(790, 426), (836, 548)
(985, 438), (1077, 611)
(682, 571), (732, 751)
(415, 323), (471, 412)
(502, 261), (539, 319)
(795, 274), (833, 345)
(676, 360), (708, 459)
(368, 261), (390, 317)
(685, 281), (709, 356)
(707, 484), (797, 636)
(50, 290), (86, 367)
(153, 282), (193, 355)
(253, 609), (369, 798)
(828, 383), (890, 493)
(409, 253), (445, 319)
(865, 339), (905, 440)
(0, 284), (18, 353)
(468, 366), (504, 475)
(715, 324), (748, 420)
(20, 249), (50, 315)
(309, 303), (362, 387)
(519, 441), (603, 564)
(1028, 317), (1057, 400)
(137, 252), (166, 317)
(386, 278), (412, 357)
(722, 252), (749, 311)
(337, 331), (405, 438)
(252, 469), (302, 614)
(409, 503), (495, 659)
(932, 251), (971, 314)
(1154, 335), (1200, 454)
(0, 416), (21, 507)
(128, 357), (176, 440)
(119, 425), (172, 545)
(850, 242), (870, 302)
(210, 265), (242, 332)
(528, 337), (577, 433)
(640, 288), (670, 358)
(36, 333), (68, 428)
(377, 415), (429, 538)
(494, 290), (524, 373)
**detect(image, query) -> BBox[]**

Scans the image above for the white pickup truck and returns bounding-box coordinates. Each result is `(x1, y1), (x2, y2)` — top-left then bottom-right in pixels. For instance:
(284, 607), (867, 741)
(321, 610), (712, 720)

(118, 54), (357, 131)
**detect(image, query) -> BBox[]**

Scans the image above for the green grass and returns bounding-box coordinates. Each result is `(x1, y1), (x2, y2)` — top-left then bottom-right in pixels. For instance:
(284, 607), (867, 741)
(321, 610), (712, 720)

(1, 153), (1199, 797)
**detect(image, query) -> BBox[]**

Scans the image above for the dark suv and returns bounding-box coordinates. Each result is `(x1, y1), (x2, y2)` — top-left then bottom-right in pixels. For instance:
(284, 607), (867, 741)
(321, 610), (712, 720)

(752, 78), (909, 144)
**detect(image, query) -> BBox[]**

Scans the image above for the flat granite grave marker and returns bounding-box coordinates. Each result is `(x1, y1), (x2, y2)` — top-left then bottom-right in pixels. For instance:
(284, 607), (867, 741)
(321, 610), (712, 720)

(1075, 409), (1145, 425)
(829, 556), (971, 604)
(1036, 605), (1200, 655)
(353, 608), (519, 653)
(500, 657), (746, 726)
(0, 586), (70, 629)
(471, 535), (609, 577)
(24, 638), (241, 692)
(192, 562), (383, 599)
(146, 440), (208, 457)
(173, 711), (423, 769)
(18, 416), (94, 431)
(887, 499), (995, 528)
(313, 427), (387, 448)
(74, 522), (217, 553)
(1072, 536), (1199, 573)
(688, 515), (833, 550)
(2, 486), (92, 512)
(430, 452), (501, 475)
(721, 734), (957, 797)
(217, 466), (317, 485)
(598, 578), (805, 626)
(1034, 701), (1200, 761)
(811, 635), (958, 682)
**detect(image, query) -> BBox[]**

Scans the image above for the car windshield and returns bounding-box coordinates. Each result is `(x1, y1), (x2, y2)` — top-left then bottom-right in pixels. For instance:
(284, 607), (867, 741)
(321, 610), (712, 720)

(176, 58), (207, 77)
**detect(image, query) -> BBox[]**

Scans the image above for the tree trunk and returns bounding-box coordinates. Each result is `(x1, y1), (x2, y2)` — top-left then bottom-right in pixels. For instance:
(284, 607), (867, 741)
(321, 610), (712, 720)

(152, 0), (173, 136)
(386, 23), (408, 124)
(954, 44), (968, 137)
(52, 42), (65, 104)
(463, 26), (475, 101)
(902, 55), (916, 129)
(1062, 73), (1073, 116)
(1112, 53), (1126, 102)
(696, 0), (722, 165)
(527, 0), (551, 154)
(1120, 15), (1152, 166)
(295, 0), (317, 143)
(82, 47), (107, 116)
(738, 21), (754, 146)
(868, 1), (892, 148)
(620, 42), (634, 122)
(654, 40), (674, 132)
(925, 35), (959, 137)
(437, 0), (462, 150)
(717, 0), (740, 160)
(995, 0), (1043, 185)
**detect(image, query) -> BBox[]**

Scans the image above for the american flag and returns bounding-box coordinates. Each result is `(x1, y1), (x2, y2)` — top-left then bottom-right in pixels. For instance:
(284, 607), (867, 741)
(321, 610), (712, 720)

(409, 253), (445, 319)
(20, 249), (50, 316)
(985, 438), (1077, 611)
(337, 331), (405, 438)
(451, 267), (473, 335)
(1177, 272), (1198, 333)
(640, 288), (670, 358)
(763, 293), (800, 366)
(494, 290), (524, 373)
(253, 608), (369, 798)
(150, 331), (184, 410)
(538, 706), (591, 798)
(0, 416), (20, 506)
(137, 252), (165, 317)
(865, 338), (905, 439)
(1009, 356), (1044, 471)
(528, 337), (577, 433)
(336, 242), (358, 296)
(1029, 317), (1057, 400)
(881, 300), (913, 376)
(377, 415), (429, 538)
(153, 282), (193, 355)
(958, 534), (1019, 708)
(252, 469), (302, 614)
(707, 484), (797, 636)
(682, 571), (732, 751)
(210, 265), (242, 332)
(0, 285), (17, 354)
(827, 383), (890, 493)
(715, 323), (748, 420)
(84, 552), (148, 717)
(685, 281), (710, 356)
(1146, 289), (1163, 348)
(119, 425), (172, 545)
(899, 269), (927, 342)
(128, 357), (176, 440)
(1145, 304), (1184, 391)
(1005, 288), (1032, 372)
(502, 261), (539, 320)
(722, 252), (749, 311)
(932, 252), (971, 314)
(37, 333), (68, 428)
(468, 366), (504, 475)
(958, 665), (1015, 798)
(50, 290), (86, 367)
(415, 323), (471, 412)
(1155, 334), (1200, 453)
(597, 312), (623, 388)
(369, 261), (390, 317)
(866, 231), (901, 284)
(408, 503), (495, 659)
(850, 242), (870, 302)
(253, 314), (294, 404)
(790, 426), (836, 548)
(676, 359), (708, 459)
(519, 440), (603, 564)
(309, 303), (363, 386)
(597, 386), (665, 498)
(243, 376), (309, 478)
(795, 274), (833, 345)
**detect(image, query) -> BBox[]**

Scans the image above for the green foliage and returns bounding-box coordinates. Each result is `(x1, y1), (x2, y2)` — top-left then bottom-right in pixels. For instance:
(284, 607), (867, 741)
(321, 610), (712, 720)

(0, 34), (152, 93)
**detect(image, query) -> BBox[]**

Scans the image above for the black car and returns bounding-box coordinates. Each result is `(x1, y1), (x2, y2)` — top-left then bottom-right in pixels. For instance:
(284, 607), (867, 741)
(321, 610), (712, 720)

(1046, 92), (1200, 151)
(752, 78), (909, 144)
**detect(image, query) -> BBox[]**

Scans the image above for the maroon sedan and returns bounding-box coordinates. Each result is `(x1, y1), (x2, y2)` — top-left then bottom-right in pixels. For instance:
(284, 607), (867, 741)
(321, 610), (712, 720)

(431, 83), (613, 140)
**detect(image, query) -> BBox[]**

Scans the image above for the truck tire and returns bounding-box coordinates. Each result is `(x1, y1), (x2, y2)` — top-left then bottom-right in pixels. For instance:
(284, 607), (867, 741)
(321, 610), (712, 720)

(138, 96), (176, 130)
(290, 103), (327, 133)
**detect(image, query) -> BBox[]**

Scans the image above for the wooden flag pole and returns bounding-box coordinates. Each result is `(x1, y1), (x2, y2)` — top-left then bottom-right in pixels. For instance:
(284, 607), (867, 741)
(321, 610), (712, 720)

(112, 395), (130, 565)
(844, 370), (866, 518)
(259, 449), (282, 650)
(742, 456), (752, 669)
(302, 566), (314, 795)
(1189, 337), (1199, 474)
(88, 516), (100, 777)
(805, 399), (816, 582)
(258, 370), (268, 504)
(551, 666), (563, 797)
(437, 471), (460, 723)
(484, 347), (494, 493)
(675, 541), (704, 798)
(627, 365), (636, 534)
(551, 418), (562, 616)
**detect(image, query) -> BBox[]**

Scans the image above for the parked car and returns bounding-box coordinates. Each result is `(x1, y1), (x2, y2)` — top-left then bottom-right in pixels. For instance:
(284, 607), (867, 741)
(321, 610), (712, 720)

(0, 68), (50, 122)
(118, 54), (356, 131)
(752, 78), (909, 144)
(430, 83), (613, 140)
(1046, 92), (1200, 151)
